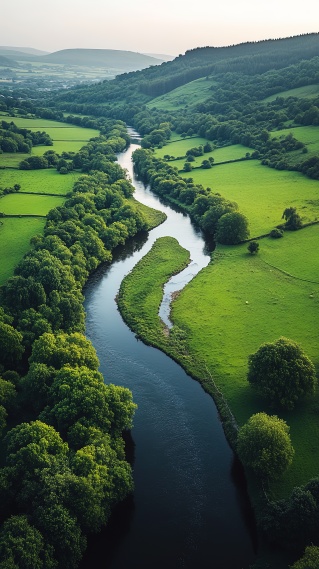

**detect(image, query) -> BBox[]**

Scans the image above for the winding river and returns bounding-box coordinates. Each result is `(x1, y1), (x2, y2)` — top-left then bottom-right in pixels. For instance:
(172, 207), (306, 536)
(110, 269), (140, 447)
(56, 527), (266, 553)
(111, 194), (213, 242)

(80, 130), (257, 568)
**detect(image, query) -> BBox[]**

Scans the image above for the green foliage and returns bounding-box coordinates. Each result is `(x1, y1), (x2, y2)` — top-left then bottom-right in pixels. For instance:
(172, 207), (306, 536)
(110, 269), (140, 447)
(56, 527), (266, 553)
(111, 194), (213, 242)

(0, 321), (24, 369)
(247, 337), (316, 410)
(261, 478), (319, 552)
(216, 211), (250, 244)
(270, 227), (284, 238)
(237, 412), (294, 480)
(0, 515), (57, 569)
(282, 207), (303, 230)
(247, 240), (259, 254)
(29, 332), (99, 371)
(290, 546), (319, 569)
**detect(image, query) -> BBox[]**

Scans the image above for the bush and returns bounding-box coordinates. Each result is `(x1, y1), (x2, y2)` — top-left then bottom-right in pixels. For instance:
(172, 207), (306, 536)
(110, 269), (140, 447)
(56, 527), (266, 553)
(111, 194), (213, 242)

(270, 228), (284, 238)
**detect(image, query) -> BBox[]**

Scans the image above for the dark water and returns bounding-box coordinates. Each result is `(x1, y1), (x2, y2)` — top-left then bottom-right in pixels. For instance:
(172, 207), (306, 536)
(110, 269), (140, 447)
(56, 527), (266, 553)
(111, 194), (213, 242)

(80, 132), (257, 568)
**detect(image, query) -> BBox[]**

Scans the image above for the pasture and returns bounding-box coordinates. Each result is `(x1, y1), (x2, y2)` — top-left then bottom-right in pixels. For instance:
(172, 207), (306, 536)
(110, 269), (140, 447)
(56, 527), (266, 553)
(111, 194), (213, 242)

(0, 169), (80, 195)
(0, 193), (65, 215)
(0, 217), (46, 284)
(155, 136), (209, 159)
(264, 84), (319, 102)
(0, 116), (99, 164)
(160, 144), (253, 170)
(146, 77), (217, 111)
(180, 160), (319, 236)
(271, 125), (319, 157)
(171, 225), (319, 497)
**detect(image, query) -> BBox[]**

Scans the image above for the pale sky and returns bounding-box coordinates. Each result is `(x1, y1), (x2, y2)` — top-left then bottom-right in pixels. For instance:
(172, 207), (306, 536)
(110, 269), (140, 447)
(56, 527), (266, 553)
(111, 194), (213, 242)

(2, 0), (318, 56)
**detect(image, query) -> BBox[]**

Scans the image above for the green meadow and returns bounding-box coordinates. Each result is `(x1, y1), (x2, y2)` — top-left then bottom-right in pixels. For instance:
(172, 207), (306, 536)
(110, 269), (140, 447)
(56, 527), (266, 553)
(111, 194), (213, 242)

(180, 160), (319, 236)
(0, 117), (99, 164)
(146, 77), (218, 111)
(264, 84), (319, 102)
(171, 226), (319, 497)
(0, 217), (46, 284)
(0, 193), (65, 215)
(155, 136), (209, 159)
(117, 226), (319, 498)
(0, 169), (80, 195)
(158, 144), (253, 170)
(271, 125), (319, 157)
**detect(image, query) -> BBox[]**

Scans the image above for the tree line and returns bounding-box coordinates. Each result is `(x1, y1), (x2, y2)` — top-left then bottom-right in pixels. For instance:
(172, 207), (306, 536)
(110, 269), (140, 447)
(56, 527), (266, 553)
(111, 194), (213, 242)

(0, 117), (149, 569)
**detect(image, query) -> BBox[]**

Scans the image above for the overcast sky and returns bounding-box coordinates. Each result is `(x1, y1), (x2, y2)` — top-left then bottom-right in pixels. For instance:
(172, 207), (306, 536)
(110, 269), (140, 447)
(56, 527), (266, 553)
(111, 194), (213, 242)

(2, 0), (318, 55)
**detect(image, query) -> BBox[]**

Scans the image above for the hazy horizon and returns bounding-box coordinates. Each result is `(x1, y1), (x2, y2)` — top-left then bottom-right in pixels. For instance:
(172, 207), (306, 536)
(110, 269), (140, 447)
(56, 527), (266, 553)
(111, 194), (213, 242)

(2, 0), (318, 56)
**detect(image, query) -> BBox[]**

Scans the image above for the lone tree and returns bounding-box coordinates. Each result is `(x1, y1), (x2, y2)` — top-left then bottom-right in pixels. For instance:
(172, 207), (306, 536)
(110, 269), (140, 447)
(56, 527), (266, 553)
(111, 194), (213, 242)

(247, 240), (259, 254)
(248, 337), (316, 410)
(237, 412), (294, 480)
(215, 212), (250, 245)
(282, 207), (302, 230)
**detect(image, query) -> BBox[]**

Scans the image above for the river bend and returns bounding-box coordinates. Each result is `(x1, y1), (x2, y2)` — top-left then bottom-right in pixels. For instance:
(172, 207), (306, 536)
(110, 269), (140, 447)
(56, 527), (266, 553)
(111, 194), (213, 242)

(81, 131), (257, 568)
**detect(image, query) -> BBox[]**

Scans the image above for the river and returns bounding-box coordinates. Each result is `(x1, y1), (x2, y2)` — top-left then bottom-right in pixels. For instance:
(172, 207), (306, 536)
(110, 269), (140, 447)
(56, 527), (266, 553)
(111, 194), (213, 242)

(80, 130), (257, 568)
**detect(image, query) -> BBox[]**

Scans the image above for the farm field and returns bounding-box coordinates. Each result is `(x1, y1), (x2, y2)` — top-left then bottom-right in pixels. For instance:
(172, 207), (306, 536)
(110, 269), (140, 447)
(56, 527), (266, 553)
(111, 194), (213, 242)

(171, 225), (319, 497)
(155, 136), (209, 158)
(180, 160), (319, 236)
(0, 193), (65, 215)
(157, 144), (253, 170)
(0, 217), (46, 284)
(0, 116), (99, 165)
(146, 77), (218, 111)
(0, 169), (80, 195)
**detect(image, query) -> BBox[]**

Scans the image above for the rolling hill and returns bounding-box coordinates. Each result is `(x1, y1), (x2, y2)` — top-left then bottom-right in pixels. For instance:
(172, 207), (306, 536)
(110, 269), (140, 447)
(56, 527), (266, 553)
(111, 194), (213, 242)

(40, 48), (164, 70)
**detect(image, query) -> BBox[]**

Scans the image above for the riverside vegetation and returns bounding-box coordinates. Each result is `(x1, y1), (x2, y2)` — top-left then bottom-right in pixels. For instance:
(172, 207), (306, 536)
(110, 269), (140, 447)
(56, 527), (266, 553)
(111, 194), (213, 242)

(0, 112), (165, 568)
(1, 33), (319, 568)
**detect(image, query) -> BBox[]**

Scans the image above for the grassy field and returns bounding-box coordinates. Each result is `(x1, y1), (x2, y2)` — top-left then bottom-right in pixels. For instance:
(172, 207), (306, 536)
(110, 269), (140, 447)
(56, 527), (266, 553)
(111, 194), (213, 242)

(0, 193), (65, 215)
(171, 226), (319, 497)
(0, 116), (99, 166)
(146, 77), (218, 111)
(0, 217), (46, 284)
(155, 137), (250, 163)
(180, 160), (319, 236)
(271, 125), (319, 158)
(155, 136), (210, 159)
(0, 169), (80, 195)
(264, 84), (319, 102)
(116, 225), (319, 499)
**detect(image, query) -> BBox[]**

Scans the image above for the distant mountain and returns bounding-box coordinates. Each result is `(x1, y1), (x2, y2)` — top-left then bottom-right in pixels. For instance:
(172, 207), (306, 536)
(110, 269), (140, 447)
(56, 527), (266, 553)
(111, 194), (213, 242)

(0, 54), (19, 67)
(0, 46), (49, 56)
(40, 49), (164, 70)
(143, 53), (176, 61)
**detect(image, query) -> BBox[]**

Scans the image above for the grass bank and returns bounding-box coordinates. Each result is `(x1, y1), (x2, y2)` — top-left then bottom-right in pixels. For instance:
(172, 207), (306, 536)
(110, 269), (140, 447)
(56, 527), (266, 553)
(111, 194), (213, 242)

(116, 225), (319, 500)
(117, 236), (190, 342)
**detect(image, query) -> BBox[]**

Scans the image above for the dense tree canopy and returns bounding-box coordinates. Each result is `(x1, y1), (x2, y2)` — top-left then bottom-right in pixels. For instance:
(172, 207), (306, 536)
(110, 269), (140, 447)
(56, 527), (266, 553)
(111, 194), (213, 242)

(237, 412), (294, 480)
(247, 337), (317, 410)
(215, 211), (250, 244)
